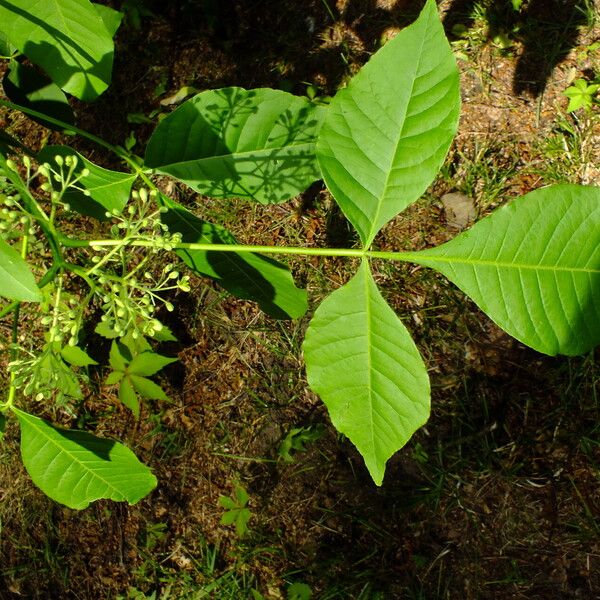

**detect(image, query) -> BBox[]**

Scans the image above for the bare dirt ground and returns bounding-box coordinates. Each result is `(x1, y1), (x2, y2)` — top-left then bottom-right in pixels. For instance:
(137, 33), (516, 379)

(0, 1), (599, 598)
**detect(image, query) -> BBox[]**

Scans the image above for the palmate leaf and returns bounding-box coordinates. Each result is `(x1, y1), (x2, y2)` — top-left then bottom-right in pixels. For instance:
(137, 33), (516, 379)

(316, 0), (460, 247)
(0, 0), (115, 101)
(303, 260), (430, 484)
(161, 197), (307, 320)
(408, 184), (600, 356)
(14, 408), (157, 509)
(0, 237), (41, 302)
(145, 87), (325, 204)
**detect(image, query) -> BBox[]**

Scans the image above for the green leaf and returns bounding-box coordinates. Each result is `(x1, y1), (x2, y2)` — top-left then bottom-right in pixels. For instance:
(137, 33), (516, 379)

(0, 29), (16, 57)
(93, 4), (122, 38)
(145, 87), (325, 204)
(130, 375), (169, 402)
(121, 331), (151, 356)
(37, 145), (136, 220)
(128, 351), (177, 376)
(220, 508), (239, 525)
(105, 370), (123, 385)
(61, 345), (97, 367)
(150, 324), (177, 342)
(316, 0), (460, 247)
(2, 61), (75, 128)
(0, 237), (41, 302)
(218, 495), (237, 510)
(278, 425), (324, 462)
(109, 340), (127, 371)
(14, 408), (156, 509)
(118, 377), (139, 418)
(287, 583), (312, 600)
(161, 198), (307, 320)
(303, 260), (430, 485)
(95, 320), (119, 339)
(407, 184), (600, 357)
(0, 0), (116, 101)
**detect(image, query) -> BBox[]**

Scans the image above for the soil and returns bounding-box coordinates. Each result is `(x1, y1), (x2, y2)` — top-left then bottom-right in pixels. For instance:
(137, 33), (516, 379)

(0, 1), (599, 599)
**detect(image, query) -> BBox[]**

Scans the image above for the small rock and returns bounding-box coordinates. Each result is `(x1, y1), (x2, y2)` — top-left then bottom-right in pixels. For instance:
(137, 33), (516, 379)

(441, 192), (477, 229)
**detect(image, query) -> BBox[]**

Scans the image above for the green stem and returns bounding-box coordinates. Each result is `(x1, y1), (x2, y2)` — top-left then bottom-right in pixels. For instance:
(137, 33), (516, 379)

(0, 98), (146, 180)
(85, 240), (128, 276)
(0, 99), (128, 160)
(0, 155), (63, 265)
(62, 237), (367, 258)
(59, 236), (425, 262)
(3, 227), (31, 410)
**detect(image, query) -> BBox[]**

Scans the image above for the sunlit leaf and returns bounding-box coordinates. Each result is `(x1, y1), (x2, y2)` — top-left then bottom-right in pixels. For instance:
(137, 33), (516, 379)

(92, 3), (122, 38)
(0, 237), (41, 302)
(130, 375), (169, 402)
(408, 184), (600, 356)
(146, 87), (325, 203)
(118, 377), (139, 418)
(303, 260), (430, 484)
(15, 408), (156, 509)
(61, 345), (97, 367)
(316, 0), (459, 246)
(128, 352), (177, 377)
(0, 0), (116, 101)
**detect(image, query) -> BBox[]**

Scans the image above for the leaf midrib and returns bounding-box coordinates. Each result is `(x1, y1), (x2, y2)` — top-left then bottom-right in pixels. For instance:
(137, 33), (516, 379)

(415, 254), (600, 273)
(363, 264), (377, 463)
(367, 7), (429, 246)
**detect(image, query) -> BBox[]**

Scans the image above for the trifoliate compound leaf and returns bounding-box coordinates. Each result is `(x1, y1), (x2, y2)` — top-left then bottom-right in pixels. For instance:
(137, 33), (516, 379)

(145, 87), (325, 203)
(317, 0), (460, 246)
(0, 237), (42, 302)
(407, 184), (600, 356)
(37, 145), (135, 220)
(14, 408), (156, 509)
(0, 0), (116, 101)
(161, 197), (307, 320)
(303, 260), (430, 485)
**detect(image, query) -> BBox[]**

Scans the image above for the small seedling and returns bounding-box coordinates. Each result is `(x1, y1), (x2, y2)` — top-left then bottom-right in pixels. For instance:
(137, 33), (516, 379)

(219, 485), (252, 538)
(564, 78), (600, 112)
(106, 334), (177, 419)
(278, 425), (324, 463)
(287, 582), (313, 600)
